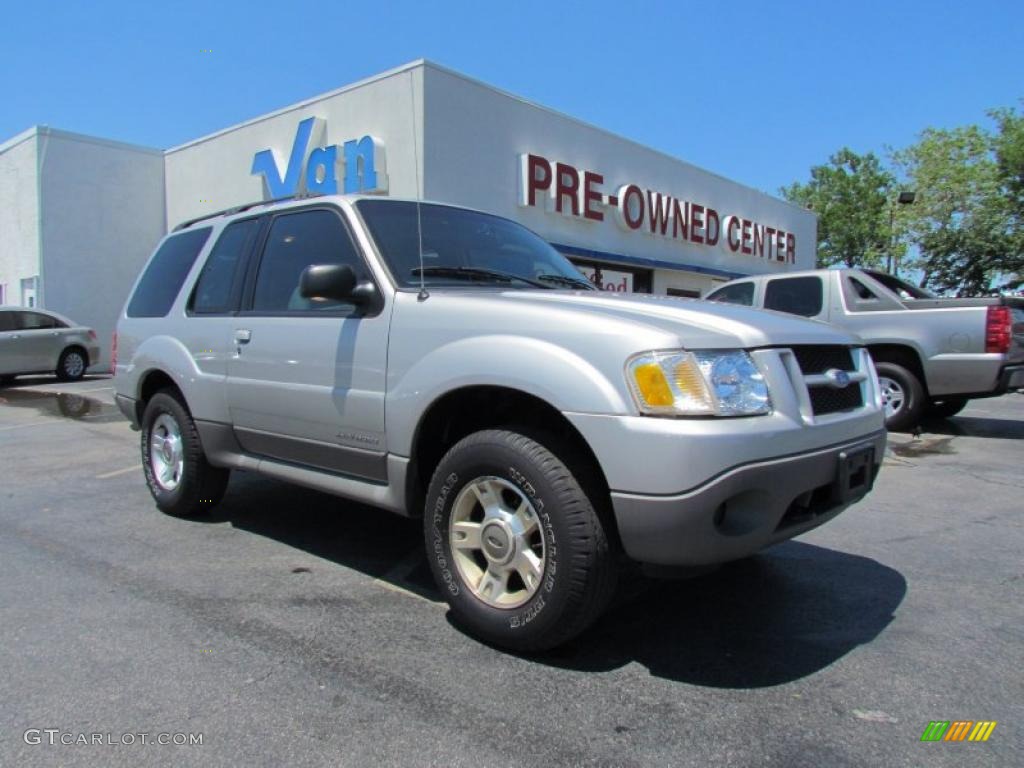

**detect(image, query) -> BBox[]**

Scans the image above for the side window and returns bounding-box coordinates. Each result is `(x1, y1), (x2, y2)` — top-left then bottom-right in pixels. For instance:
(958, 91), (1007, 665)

(848, 277), (878, 301)
(191, 219), (259, 314)
(0, 311), (14, 331)
(706, 281), (755, 306)
(16, 312), (57, 330)
(252, 209), (367, 313)
(127, 228), (212, 318)
(764, 277), (824, 317)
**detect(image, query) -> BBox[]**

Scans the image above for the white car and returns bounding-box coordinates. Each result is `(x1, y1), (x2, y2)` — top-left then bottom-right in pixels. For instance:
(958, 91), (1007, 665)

(0, 306), (100, 383)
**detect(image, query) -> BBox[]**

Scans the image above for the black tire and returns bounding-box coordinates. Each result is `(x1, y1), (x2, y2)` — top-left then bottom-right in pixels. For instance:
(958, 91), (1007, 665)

(424, 429), (617, 652)
(56, 347), (88, 382)
(926, 397), (969, 420)
(140, 390), (229, 517)
(875, 361), (926, 431)
(0, 375), (14, 386)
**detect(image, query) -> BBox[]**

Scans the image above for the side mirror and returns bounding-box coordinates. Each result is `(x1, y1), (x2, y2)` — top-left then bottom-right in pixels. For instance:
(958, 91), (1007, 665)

(299, 263), (381, 311)
(300, 264), (357, 302)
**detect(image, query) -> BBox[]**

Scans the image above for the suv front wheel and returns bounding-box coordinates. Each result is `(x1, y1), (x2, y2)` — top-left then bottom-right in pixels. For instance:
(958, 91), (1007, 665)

(141, 390), (229, 517)
(424, 429), (616, 651)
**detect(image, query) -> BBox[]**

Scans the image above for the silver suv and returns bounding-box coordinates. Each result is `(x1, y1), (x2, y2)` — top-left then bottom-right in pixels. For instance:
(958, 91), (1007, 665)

(114, 195), (886, 650)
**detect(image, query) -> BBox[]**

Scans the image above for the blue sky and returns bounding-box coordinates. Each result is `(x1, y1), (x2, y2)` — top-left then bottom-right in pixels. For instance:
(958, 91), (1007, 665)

(2, 0), (1021, 196)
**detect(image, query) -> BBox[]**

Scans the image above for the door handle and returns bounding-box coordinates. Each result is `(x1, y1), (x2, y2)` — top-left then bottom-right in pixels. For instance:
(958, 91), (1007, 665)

(234, 329), (252, 344)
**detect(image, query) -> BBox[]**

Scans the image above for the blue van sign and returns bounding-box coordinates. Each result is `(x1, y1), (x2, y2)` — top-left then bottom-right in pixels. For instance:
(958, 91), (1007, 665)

(251, 117), (388, 198)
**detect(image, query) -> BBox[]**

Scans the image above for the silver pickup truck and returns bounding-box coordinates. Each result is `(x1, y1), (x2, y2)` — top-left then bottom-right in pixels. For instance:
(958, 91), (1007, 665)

(114, 195), (885, 650)
(706, 268), (1024, 430)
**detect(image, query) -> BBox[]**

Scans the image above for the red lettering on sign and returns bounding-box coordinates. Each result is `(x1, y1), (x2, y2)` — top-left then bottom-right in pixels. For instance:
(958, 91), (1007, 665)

(672, 199), (689, 240)
(741, 219), (753, 254)
(691, 203), (705, 244)
(524, 154), (551, 207)
(555, 163), (580, 216)
(725, 216), (740, 252)
(647, 191), (672, 235)
(776, 229), (785, 262)
(705, 208), (720, 246)
(753, 223), (764, 258)
(621, 185), (645, 230)
(786, 233), (796, 264)
(583, 172), (604, 221)
(764, 226), (776, 260)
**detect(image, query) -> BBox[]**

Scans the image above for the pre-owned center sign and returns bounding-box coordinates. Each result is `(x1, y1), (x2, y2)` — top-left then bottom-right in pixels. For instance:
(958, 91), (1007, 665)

(518, 153), (796, 264)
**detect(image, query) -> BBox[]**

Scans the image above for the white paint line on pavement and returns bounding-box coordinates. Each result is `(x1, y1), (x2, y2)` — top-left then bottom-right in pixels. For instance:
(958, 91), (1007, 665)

(95, 464), (142, 479)
(0, 419), (64, 431)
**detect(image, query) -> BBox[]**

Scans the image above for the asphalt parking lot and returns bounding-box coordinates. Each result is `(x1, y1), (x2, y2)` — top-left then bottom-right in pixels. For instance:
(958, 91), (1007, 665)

(0, 377), (1021, 767)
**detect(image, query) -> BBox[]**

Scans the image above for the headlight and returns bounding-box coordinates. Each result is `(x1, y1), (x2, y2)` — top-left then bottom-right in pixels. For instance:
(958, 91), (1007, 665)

(626, 349), (771, 417)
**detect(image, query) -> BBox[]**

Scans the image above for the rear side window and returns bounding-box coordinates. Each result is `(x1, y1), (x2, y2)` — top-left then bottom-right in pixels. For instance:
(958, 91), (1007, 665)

(127, 228), (212, 318)
(251, 209), (367, 313)
(191, 219), (259, 314)
(764, 277), (824, 317)
(16, 312), (58, 329)
(706, 282), (754, 306)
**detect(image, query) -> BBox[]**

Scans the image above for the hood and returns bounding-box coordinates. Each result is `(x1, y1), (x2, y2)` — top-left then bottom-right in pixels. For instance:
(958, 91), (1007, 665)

(463, 290), (863, 349)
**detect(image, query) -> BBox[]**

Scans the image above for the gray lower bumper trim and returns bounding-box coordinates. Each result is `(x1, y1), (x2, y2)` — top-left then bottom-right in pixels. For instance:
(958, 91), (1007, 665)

(611, 431), (886, 566)
(115, 394), (139, 429)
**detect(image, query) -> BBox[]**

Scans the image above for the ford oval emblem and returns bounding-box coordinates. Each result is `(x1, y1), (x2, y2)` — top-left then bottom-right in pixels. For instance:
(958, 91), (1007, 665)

(824, 368), (851, 389)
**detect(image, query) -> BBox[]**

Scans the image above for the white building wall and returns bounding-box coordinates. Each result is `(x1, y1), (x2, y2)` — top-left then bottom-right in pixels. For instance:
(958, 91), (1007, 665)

(38, 129), (166, 366)
(164, 63), (426, 229)
(0, 129), (41, 306)
(421, 64), (816, 294)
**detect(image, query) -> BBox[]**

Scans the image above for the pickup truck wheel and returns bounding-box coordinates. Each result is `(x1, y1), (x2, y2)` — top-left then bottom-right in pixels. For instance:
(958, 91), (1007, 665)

(926, 397), (968, 419)
(141, 391), (229, 517)
(875, 362), (925, 431)
(424, 429), (616, 652)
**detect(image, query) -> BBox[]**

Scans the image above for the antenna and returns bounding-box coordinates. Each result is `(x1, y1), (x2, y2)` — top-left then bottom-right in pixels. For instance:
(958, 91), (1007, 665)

(409, 70), (428, 301)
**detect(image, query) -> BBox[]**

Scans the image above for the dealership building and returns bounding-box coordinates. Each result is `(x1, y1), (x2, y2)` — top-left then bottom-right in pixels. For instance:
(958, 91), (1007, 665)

(0, 60), (815, 366)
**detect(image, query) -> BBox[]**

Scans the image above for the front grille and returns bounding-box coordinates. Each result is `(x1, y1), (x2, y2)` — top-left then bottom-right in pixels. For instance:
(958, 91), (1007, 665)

(791, 345), (855, 375)
(810, 385), (863, 415)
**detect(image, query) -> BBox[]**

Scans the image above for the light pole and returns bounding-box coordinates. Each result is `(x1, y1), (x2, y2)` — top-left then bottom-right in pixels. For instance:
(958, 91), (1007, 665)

(888, 190), (916, 276)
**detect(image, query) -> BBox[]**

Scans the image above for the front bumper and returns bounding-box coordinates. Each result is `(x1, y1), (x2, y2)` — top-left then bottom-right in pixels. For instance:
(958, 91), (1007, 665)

(115, 393), (140, 429)
(609, 431), (886, 566)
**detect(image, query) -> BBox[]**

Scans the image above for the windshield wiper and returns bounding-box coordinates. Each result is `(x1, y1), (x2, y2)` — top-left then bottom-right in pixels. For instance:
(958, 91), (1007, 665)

(536, 273), (597, 290)
(411, 266), (549, 288)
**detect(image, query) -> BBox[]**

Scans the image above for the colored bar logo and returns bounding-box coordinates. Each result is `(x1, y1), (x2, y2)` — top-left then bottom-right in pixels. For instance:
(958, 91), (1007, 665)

(921, 721), (997, 742)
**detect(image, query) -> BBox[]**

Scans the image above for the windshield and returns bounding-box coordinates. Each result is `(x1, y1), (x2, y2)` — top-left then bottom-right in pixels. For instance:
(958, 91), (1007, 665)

(355, 200), (594, 290)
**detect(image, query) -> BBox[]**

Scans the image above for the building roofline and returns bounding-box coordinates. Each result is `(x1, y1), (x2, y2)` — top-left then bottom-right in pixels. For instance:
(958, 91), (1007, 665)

(164, 60), (429, 155)
(416, 61), (813, 216)
(1, 125), (163, 156)
(0, 127), (39, 155)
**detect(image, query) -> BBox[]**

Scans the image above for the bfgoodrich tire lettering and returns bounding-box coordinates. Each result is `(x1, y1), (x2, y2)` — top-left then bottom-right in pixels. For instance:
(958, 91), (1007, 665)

(141, 390), (229, 517)
(424, 429), (616, 651)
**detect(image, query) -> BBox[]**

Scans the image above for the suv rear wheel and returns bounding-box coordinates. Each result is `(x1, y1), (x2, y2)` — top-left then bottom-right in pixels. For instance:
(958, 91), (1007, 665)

(141, 390), (229, 517)
(424, 429), (616, 651)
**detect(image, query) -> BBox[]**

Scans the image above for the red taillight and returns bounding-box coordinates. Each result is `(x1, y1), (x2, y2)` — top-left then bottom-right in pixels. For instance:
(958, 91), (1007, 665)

(110, 331), (118, 374)
(985, 306), (1012, 354)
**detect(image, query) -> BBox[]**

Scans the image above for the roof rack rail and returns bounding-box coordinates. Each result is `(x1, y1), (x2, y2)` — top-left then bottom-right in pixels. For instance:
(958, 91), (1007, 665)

(172, 192), (327, 231)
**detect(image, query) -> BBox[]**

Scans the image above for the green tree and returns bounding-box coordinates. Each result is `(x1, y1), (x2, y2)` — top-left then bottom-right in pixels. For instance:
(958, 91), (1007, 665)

(781, 148), (896, 269)
(990, 104), (1024, 288)
(893, 118), (1020, 295)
